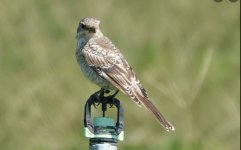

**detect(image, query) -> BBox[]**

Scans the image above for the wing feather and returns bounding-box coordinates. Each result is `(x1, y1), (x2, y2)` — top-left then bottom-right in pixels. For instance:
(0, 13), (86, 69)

(81, 36), (175, 131)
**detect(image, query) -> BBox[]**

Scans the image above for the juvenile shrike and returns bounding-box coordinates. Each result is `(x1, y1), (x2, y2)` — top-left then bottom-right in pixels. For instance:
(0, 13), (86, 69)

(75, 17), (175, 132)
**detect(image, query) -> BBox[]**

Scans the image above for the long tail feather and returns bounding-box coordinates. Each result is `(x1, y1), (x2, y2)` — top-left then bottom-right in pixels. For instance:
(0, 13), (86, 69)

(132, 87), (175, 132)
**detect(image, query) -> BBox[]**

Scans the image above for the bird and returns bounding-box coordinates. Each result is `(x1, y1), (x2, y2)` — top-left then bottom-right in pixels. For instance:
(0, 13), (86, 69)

(75, 17), (175, 132)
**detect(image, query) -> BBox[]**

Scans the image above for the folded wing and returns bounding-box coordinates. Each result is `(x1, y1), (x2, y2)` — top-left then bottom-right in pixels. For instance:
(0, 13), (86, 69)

(82, 36), (175, 131)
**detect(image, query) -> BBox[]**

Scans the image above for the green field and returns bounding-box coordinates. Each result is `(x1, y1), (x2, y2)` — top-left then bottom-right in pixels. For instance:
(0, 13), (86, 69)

(0, 0), (240, 150)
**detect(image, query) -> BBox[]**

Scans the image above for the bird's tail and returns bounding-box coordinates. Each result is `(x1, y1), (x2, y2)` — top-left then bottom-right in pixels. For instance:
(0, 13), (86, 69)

(131, 85), (175, 132)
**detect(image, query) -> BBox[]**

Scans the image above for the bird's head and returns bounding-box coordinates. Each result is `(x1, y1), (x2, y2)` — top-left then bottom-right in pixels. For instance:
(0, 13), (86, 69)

(76, 17), (102, 39)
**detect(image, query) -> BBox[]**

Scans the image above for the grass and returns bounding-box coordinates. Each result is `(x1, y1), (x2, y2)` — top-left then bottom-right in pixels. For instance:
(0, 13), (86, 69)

(0, 0), (240, 150)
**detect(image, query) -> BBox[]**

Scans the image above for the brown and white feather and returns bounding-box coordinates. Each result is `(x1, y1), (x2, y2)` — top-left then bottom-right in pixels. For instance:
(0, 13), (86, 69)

(76, 17), (175, 132)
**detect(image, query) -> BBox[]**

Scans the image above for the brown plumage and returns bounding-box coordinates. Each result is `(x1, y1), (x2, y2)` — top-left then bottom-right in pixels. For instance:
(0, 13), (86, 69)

(76, 17), (175, 132)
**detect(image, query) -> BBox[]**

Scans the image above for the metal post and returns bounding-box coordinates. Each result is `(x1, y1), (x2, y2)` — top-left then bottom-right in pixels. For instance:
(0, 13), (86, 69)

(83, 92), (124, 150)
(90, 143), (117, 150)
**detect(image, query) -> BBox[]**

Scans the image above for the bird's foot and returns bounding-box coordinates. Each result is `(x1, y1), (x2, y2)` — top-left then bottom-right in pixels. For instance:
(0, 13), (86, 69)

(90, 89), (119, 108)
(106, 90), (119, 108)
(90, 88), (104, 108)
(91, 88), (111, 108)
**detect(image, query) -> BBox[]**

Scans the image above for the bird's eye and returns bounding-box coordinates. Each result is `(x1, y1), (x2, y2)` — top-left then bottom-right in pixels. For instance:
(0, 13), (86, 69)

(80, 23), (86, 29)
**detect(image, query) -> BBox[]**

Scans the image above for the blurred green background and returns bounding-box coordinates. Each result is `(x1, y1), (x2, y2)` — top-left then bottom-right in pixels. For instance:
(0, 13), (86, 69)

(0, 0), (240, 150)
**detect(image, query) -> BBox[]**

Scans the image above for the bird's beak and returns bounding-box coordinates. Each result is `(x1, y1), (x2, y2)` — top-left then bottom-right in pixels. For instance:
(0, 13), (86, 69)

(77, 26), (81, 33)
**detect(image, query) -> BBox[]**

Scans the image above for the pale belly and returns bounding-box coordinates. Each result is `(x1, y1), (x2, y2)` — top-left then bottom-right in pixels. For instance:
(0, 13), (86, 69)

(76, 54), (114, 90)
(75, 37), (116, 90)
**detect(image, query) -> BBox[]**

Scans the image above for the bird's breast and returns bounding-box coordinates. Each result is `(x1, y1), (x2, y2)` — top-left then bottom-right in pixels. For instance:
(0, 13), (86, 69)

(76, 43), (112, 90)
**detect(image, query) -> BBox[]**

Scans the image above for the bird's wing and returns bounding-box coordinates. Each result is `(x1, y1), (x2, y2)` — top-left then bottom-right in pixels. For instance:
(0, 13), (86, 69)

(82, 36), (175, 131)
(82, 37), (143, 106)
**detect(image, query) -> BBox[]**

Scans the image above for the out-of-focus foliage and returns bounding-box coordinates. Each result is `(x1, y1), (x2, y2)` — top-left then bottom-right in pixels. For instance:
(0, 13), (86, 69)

(0, 0), (239, 150)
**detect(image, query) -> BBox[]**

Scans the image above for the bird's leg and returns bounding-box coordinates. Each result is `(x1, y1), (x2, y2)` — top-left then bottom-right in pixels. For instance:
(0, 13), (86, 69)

(99, 89), (105, 98)
(107, 90), (119, 108)
(112, 90), (119, 98)
(99, 89), (110, 98)
(91, 88), (105, 108)
(91, 89), (118, 108)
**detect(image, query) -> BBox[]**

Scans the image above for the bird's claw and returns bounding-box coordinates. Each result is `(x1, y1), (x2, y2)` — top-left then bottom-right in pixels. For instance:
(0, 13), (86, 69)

(106, 90), (119, 108)
(91, 89), (119, 109)
(93, 102), (100, 109)
(109, 103), (114, 108)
